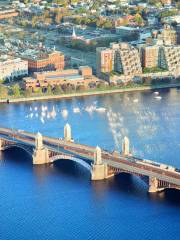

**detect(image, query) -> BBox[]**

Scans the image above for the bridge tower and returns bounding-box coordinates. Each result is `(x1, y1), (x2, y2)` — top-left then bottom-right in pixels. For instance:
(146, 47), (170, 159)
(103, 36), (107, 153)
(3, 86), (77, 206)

(33, 132), (50, 165)
(64, 123), (72, 141)
(122, 136), (130, 156)
(95, 146), (102, 165)
(91, 146), (112, 180)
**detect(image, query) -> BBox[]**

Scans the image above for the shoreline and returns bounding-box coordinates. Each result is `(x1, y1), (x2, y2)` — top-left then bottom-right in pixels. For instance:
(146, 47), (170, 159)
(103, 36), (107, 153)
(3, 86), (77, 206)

(1, 83), (180, 104)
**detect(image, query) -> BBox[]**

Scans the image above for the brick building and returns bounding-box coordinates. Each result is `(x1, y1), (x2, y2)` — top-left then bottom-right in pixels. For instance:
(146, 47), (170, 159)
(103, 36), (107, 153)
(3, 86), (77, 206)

(23, 66), (102, 91)
(22, 51), (65, 73)
(96, 48), (114, 76)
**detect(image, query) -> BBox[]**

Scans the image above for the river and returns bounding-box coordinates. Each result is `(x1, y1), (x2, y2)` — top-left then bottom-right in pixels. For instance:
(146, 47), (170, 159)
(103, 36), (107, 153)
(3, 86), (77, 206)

(0, 88), (180, 240)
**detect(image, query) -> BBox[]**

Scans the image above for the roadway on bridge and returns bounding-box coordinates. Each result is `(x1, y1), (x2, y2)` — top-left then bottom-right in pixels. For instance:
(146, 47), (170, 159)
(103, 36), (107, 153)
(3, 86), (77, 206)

(0, 127), (180, 187)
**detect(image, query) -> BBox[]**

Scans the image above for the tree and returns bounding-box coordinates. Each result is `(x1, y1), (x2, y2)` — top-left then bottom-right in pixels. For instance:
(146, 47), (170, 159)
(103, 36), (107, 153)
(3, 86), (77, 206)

(18, 31), (25, 40)
(21, 20), (28, 27)
(11, 84), (21, 97)
(76, 85), (86, 91)
(134, 13), (144, 26)
(23, 0), (29, 4)
(32, 16), (38, 28)
(61, 83), (74, 93)
(24, 88), (32, 97)
(34, 87), (42, 95)
(103, 20), (113, 29)
(97, 82), (106, 89)
(0, 85), (8, 99)
(53, 85), (63, 95)
(47, 85), (52, 95)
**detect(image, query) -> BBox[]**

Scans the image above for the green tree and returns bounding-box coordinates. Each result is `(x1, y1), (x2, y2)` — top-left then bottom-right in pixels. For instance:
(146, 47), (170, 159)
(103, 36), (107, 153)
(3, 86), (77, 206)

(23, 0), (29, 4)
(76, 85), (86, 91)
(11, 84), (21, 97)
(103, 20), (113, 29)
(34, 87), (42, 95)
(134, 13), (144, 26)
(32, 16), (38, 28)
(24, 88), (32, 97)
(97, 82), (106, 89)
(53, 85), (63, 95)
(0, 85), (8, 99)
(47, 85), (52, 95)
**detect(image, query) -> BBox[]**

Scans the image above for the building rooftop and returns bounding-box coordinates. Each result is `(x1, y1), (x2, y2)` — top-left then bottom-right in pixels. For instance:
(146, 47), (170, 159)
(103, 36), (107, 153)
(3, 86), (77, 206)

(116, 26), (139, 31)
(21, 50), (64, 61)
(46, 74), (84, 81)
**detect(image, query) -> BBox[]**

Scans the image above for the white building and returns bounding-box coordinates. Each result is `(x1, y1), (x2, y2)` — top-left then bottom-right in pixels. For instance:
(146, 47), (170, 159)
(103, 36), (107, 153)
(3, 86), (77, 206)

(0, 56), (28, 81)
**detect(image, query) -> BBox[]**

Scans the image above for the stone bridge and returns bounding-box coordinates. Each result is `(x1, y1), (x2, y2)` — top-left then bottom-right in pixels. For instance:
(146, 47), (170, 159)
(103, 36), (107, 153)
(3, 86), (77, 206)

(0, 125), (180, 193)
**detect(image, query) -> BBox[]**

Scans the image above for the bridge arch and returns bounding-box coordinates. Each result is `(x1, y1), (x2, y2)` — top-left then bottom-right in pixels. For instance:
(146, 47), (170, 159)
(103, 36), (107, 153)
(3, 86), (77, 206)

(50, 154), (92, 172)
(2, 143), (34, 157)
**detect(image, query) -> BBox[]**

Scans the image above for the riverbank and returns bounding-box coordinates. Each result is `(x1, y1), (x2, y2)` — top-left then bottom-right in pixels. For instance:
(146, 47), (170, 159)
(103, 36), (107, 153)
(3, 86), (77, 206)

(1, 82), (180, 104)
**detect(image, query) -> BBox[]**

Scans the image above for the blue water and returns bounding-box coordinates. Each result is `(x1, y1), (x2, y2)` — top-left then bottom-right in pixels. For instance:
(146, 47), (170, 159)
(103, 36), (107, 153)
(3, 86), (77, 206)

(0, 88), (180, 240)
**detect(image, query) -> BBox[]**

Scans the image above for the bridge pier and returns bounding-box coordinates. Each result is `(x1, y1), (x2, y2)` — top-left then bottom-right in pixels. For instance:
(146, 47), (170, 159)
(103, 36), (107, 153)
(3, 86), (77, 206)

(148, 177), (164, 193)
(33, 133), (50, 165)
(91, 146), (114, 180)
(0, 139), (4, 151)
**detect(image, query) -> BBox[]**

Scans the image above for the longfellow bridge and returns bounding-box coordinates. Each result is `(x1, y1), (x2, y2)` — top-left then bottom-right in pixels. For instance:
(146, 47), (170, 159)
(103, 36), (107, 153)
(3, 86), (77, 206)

(0, 125), (180, 193)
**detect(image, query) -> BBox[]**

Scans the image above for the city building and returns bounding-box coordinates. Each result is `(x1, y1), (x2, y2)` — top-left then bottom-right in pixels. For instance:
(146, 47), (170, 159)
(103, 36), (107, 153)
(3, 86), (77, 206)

(96, 43), (142, 78)
(140, 45), (159, 68)
(21, 50), (65, 73)
(0, 8), (18, 20)
(96, 48), (114, 76)
(23, 66), (103, 91)
(159, 46), (180, 76)
(116, 43), (142, 76)
(157, 25), (177, 45)
(115, 26), (140, 41)
(161, 0), (171, 6)
(79, 66), (92, 76)
(177, 24), (180, 45)
(0, 55), (28, 81)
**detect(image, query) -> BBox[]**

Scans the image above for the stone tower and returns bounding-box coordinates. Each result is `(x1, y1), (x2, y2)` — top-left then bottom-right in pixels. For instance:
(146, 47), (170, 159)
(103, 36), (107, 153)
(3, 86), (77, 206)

(94, 146), (102, 165)
(35, 132), (43, 150)
(122, 136), (130, 156)
(64, 123), (72, 141)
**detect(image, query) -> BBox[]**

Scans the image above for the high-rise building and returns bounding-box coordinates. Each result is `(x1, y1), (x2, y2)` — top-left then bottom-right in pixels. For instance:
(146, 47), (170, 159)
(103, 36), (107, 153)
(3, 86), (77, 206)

(159, 46), (180, 75)
(96, 43), (142, 77)
(96, 47), (114, 76)
(140, 45), (159, 68)
(115, 43), (142, 76)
